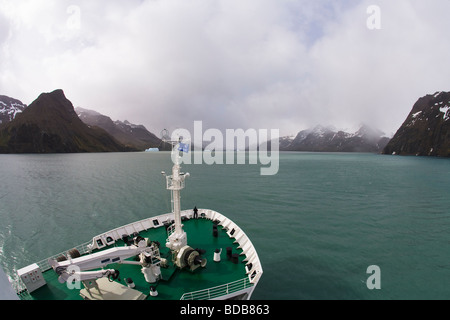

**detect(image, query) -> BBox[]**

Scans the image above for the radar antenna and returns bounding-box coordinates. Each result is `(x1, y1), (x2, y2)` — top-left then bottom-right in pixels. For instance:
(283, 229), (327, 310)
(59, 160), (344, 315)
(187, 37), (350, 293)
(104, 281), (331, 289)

(160, 129), (171, 143)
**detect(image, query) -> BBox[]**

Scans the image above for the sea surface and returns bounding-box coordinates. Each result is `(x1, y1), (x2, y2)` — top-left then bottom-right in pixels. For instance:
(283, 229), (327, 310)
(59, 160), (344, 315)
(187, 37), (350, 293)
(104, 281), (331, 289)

(0, 151), (449, 300)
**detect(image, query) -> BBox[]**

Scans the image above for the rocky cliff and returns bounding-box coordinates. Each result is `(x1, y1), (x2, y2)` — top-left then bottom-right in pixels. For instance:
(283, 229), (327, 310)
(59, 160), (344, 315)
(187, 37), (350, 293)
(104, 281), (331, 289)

(0, 90), (133, 153)
(383, 91), (450, 157)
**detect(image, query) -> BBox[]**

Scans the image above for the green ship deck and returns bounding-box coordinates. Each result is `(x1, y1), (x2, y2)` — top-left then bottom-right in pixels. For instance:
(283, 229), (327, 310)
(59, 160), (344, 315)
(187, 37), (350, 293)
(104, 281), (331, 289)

(15, 210), (261, 300)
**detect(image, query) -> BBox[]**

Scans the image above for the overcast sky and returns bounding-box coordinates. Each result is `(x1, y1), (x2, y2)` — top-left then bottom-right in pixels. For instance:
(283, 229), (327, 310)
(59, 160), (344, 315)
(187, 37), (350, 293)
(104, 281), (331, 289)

(1, 0), (449, 137)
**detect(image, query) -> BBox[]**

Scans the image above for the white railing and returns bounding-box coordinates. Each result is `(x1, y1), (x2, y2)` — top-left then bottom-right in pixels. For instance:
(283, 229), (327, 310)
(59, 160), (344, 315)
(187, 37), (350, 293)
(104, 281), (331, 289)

(37, 240), (93, 272)
(167, 224), (175, 237)
(180, 277), (253, 300)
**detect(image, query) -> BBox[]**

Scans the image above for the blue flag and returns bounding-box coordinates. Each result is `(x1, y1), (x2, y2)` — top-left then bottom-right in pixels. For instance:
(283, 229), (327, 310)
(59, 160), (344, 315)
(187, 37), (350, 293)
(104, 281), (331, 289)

(178, 142), (190, 153)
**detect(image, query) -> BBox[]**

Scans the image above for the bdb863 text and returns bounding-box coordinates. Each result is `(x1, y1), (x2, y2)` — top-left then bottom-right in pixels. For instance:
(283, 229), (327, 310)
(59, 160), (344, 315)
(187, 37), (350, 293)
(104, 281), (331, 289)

(224, 304), (270, 315)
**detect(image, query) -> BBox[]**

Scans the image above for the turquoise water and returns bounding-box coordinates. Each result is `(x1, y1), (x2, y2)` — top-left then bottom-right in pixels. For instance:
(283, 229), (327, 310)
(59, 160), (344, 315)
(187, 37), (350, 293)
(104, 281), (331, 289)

(0, 152), (449, 300)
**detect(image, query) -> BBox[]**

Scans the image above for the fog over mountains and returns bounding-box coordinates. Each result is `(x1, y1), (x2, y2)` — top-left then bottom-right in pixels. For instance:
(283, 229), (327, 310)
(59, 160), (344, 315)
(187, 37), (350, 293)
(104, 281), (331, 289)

(279, 124), (390, 153)
(76, 107), (170, 151)
(1, 89), (449, 157)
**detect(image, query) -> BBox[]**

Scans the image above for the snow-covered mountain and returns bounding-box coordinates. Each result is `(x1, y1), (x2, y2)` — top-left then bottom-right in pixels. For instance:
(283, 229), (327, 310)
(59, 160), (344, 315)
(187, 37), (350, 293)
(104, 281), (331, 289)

(383, 91), (450, 157)
(280, 124), (390, 153)
(0, 95), (27, 125)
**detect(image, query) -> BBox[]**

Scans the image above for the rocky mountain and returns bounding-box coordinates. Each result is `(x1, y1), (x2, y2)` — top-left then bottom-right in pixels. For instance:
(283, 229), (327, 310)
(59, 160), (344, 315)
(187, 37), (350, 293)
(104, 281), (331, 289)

(280, 124), (390, 153)
(0, 89), (133, 153)
(0, 95), (27, 125)
(76, 107), (169, 151)
(383, 91), (450, 157)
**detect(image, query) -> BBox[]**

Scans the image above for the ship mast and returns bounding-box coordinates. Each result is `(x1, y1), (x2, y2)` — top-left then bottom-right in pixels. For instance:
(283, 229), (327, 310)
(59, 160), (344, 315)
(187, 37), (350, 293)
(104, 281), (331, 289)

(161, 130), (206, 272)
(162, 134), (190, 252)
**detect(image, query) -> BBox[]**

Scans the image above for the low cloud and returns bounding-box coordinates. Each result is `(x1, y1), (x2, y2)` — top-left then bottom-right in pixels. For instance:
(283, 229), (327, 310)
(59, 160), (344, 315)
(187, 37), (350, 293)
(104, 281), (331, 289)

(1, 0), (449, 137)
